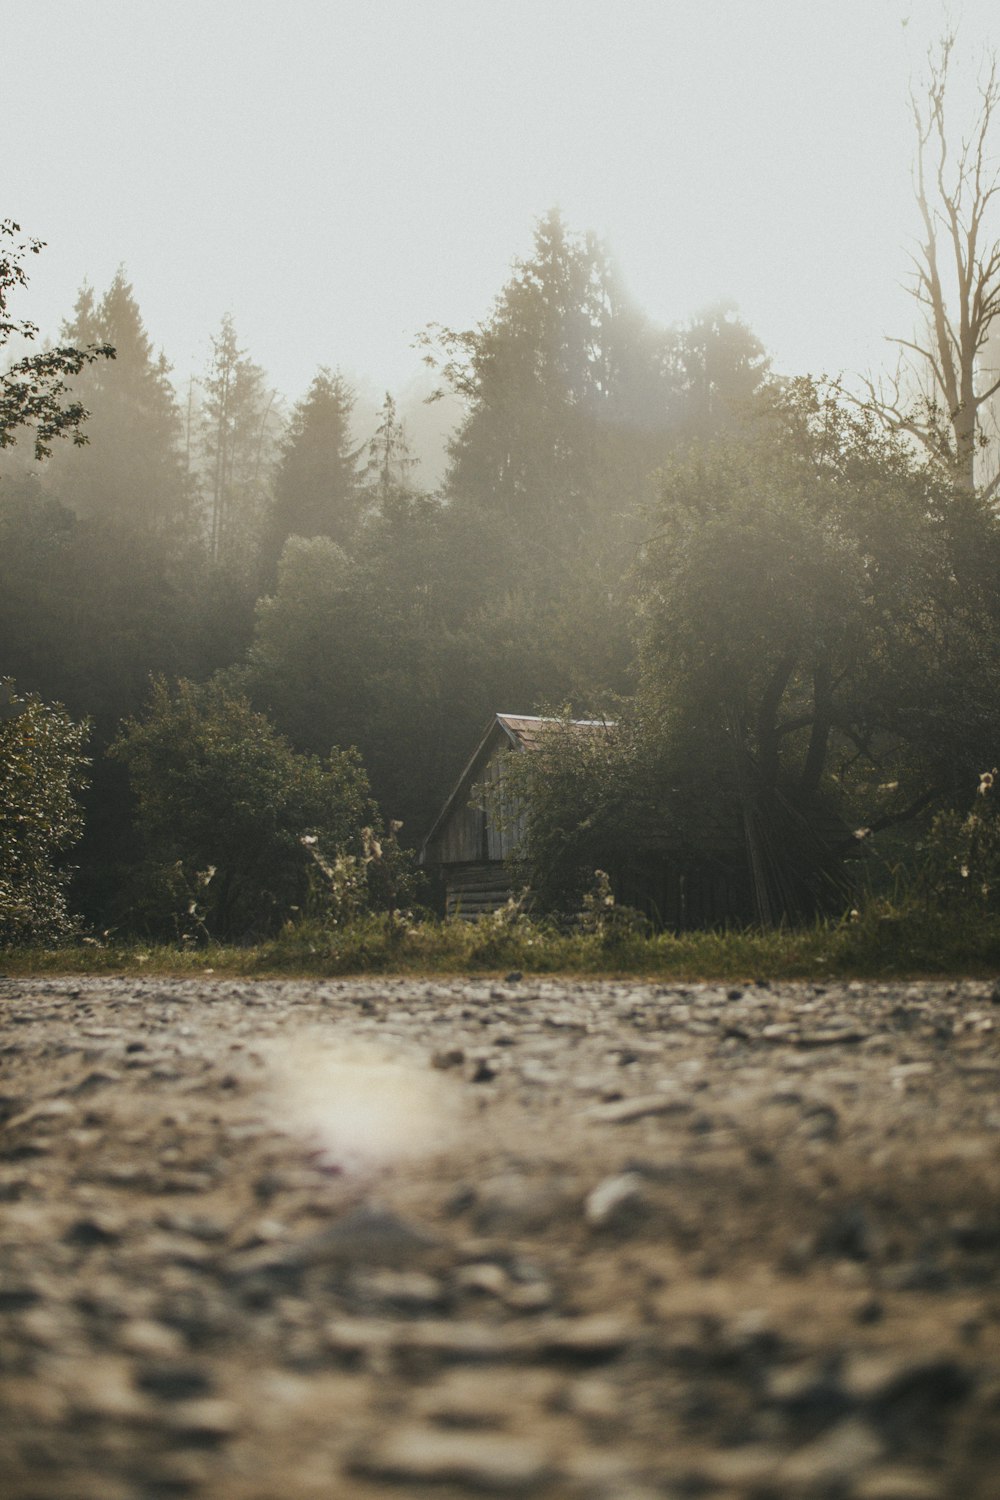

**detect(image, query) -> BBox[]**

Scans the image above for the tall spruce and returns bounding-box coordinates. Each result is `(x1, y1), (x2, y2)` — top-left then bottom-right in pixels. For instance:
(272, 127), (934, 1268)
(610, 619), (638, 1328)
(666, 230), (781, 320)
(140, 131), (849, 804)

(46, 271), (188, 533)
(263, 369), (361, 572)
(362, 391), (418, 518)
(425, 210), (675, 539)
(200, 313), (280, 570)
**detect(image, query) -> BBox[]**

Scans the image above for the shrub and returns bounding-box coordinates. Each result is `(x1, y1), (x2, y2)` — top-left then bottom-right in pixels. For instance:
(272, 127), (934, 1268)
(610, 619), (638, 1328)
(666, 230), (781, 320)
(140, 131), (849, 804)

(111, 677), (379, 940)
(0, 680), (89, 945)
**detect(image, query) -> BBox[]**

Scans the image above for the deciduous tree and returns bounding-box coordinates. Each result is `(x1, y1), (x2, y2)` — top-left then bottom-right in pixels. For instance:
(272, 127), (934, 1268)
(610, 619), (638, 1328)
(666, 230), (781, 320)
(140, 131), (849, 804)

(0, 221), (113, 460)
(111, 677), (376, 939)
(0, 681), (89, 945)
(636, 381), (1000, 921)
(862, 35), (1000, 495)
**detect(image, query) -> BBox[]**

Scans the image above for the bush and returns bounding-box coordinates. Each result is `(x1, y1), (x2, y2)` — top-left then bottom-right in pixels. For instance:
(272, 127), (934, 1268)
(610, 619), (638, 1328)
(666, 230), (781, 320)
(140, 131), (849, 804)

(489, 706), (660, 913)
(907, 770), (1000, 914)
(111, 677), (380, 940)
(0, 680), (89, 945)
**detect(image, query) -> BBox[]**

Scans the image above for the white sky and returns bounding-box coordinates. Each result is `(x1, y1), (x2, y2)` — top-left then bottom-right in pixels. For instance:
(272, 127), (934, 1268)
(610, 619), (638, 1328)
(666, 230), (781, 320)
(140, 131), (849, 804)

(3, 0), (999, 424)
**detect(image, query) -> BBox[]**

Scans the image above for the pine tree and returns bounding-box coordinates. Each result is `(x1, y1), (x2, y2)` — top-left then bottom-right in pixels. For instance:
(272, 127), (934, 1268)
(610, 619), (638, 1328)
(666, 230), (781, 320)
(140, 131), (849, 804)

(424, 209), (677, 550)
(669, 301), (770, 440)
(200, 313), (280, 569)
(46, 271), (188, 533)
(362, 391), (418, 518)
(262, 369), (361, 572)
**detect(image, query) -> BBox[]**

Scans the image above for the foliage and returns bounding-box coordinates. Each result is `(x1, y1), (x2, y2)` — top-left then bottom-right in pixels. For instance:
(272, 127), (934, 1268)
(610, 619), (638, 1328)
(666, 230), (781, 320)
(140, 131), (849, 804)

(110, 677), (377, 940)
(199, 313), (281, 570)
(422, 213), (768, 592)
(0, 477), (232, 725)
(904, 770), (1000, 914)
(634, 379), (1000, 921)
(576, 867), (651, 946)
(362, 390), (418, 519)
(9, 893), (1000, 979)
(262, 368), (360, 573)
(491, 707), (662, 912)
(0, 468), (262, 926)
(0, 221), (114, 460)
(301, 818), (418, 930)
(498, 382), (1000, 928)
(421, 210), (672, 573)
(0, 681), (89, 944)
(667, 300), (770, 442)
(44, 271), (187, 531)
(241, 529), (492, 836)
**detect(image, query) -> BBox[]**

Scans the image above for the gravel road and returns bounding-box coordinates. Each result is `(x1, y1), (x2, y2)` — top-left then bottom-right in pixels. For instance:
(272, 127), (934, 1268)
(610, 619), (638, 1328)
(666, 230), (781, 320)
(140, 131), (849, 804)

(1, 974), (999, 1499)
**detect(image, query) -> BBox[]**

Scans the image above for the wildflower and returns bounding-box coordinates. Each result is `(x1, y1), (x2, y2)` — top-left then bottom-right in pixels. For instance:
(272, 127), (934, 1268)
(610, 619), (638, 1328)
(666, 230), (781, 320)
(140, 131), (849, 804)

(978, 769), (997, 797)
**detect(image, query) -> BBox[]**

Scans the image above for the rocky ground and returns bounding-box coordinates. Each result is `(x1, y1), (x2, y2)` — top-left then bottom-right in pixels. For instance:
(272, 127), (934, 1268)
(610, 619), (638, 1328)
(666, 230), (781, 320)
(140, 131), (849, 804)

(1, 974), (999, 1500)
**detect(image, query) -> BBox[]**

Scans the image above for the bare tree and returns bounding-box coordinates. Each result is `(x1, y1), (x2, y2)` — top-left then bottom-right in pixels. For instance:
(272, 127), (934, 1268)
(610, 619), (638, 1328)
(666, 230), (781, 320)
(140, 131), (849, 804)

(862, 35), (1000, 496)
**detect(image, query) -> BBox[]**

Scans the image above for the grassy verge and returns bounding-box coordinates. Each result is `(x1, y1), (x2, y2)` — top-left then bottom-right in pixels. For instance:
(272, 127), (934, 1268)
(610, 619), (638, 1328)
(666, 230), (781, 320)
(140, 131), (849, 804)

(3, 905), (1000, 980)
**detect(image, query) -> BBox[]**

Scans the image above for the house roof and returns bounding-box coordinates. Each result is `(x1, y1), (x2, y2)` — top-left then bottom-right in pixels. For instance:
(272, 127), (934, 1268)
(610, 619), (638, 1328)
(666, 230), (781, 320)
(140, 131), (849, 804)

(420, 712), (614, 861)
(494, 712), (613, 752)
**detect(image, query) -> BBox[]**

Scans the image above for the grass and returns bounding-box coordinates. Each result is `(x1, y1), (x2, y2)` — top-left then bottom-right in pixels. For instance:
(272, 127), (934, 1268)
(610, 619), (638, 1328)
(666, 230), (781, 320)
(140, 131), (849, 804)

(4, 903), (1000, 981)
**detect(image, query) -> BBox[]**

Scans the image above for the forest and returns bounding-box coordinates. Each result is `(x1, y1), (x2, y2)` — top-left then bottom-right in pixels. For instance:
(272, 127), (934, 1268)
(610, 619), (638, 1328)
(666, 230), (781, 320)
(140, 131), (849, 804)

(5, 40), (1000, 961)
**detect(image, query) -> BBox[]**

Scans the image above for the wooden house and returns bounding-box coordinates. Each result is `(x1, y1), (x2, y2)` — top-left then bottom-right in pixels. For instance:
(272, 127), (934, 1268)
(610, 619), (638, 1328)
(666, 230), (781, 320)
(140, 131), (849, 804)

(419, 712), (610, 918)
(419, 710), (757, 924)
(420, 711), (842, 928)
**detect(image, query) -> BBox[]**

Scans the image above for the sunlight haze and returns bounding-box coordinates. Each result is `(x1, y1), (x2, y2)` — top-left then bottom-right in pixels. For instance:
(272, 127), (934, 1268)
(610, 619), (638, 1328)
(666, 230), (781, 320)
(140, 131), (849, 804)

(4, 0), (999, 419)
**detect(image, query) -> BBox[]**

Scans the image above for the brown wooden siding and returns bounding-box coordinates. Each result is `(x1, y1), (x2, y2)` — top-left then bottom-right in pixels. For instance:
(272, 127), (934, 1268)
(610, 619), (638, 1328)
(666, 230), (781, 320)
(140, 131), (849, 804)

(445, 862), (514, 919)
(429, 744), (523, 866)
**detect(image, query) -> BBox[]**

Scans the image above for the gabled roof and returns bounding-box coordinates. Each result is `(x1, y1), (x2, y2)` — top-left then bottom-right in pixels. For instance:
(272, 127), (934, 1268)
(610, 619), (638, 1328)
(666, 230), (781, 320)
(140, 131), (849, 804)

(420, 712), (614, 861)
(495, 712), (613, 752)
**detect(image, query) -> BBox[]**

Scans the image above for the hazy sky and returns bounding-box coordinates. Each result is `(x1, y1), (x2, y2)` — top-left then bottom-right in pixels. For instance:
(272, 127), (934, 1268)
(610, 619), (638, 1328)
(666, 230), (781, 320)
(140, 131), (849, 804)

(4, 0), (1000, 418)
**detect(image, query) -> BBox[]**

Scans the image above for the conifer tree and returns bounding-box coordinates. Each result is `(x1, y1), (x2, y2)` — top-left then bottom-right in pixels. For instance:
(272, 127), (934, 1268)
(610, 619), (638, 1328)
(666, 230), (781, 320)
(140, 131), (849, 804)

(362, 391), (418, 518)
(46, 271), (188, 533)
(200, 313), (280, 569)
(423, 209), (677, 561)
(262, 369), (361, 572)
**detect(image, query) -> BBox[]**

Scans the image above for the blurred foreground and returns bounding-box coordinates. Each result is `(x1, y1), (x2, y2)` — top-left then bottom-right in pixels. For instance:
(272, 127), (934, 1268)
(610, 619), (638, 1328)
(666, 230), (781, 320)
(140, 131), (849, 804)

(1, 975), (998, 1499)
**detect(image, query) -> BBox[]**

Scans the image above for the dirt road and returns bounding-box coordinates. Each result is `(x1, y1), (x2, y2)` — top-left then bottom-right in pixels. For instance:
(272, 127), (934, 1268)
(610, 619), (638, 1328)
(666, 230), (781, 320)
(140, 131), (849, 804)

(1, 974), (998, 1499)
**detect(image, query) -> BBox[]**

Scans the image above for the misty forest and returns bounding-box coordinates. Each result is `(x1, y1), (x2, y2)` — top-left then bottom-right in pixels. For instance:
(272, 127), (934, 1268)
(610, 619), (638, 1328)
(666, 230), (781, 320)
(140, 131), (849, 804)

(6, 41), (1000, 966)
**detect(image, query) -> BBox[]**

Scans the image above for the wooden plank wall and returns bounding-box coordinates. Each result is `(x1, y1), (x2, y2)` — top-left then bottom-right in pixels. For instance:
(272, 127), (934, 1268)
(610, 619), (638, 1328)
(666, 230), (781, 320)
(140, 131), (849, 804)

(445, 863), (514, 919)
(433, 745), (524, 866)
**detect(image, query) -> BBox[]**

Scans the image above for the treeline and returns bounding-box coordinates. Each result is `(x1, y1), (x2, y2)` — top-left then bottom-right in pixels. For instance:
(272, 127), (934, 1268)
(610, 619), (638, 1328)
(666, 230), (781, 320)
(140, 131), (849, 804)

(8, 204), (1000, 948)
(1, 210), (772, 939)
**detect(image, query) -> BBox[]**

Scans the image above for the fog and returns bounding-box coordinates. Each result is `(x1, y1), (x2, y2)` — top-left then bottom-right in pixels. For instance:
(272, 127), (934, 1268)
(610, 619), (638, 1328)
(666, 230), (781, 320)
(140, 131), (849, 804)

(4, 0), (995, 411)
(5, 1), (1000, 942)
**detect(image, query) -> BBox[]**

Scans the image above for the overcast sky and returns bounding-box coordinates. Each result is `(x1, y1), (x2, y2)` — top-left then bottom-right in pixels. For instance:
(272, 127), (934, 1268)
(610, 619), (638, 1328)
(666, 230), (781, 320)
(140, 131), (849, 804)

(4, 0), (1000, 424)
